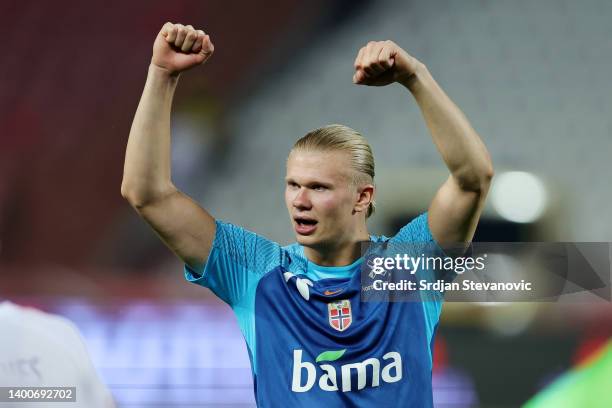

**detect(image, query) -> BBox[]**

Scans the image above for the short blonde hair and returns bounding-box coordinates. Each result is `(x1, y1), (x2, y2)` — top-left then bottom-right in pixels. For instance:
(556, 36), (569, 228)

(291, 124), (376, 218)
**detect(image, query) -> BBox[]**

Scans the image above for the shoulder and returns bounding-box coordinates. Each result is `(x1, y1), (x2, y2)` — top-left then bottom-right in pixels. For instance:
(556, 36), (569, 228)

(365, 213), (433, 245)
(282, 242), (303, 256)
(390, 212), (434, 243)
(281, 242), (309, 275)
(0, 302), (91, 362)
(1, 302), (75, 333)
(212, 220), (283, 262)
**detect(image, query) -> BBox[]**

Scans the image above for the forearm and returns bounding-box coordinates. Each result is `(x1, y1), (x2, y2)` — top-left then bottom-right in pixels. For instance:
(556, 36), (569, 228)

(402, 64), (494, 191)
(121, 65), (179, 207)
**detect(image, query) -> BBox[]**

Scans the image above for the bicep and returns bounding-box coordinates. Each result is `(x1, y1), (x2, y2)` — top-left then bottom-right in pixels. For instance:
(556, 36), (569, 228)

(135, 189), (216, 271)
(428, 175), (489, 245)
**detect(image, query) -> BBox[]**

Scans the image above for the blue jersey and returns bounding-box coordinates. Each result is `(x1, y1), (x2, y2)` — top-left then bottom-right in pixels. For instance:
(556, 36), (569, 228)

(185, 212), (447, 407)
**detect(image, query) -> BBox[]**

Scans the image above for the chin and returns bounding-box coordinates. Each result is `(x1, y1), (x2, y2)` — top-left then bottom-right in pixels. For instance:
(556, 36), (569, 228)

(295, 234), (314, 245)
(295, 234), (323, 248)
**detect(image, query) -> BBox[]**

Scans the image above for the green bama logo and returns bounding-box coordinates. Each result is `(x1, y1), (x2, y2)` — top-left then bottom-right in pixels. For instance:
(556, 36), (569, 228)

(291, 349), (403, 392)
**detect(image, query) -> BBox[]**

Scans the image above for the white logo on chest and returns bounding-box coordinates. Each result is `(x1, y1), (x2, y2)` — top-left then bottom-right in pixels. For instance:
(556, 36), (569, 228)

(283, 272), (313, 301)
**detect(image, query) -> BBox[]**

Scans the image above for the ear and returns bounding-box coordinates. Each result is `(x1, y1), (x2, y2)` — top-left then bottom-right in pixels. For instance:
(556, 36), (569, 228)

(354, 184), (375, 214)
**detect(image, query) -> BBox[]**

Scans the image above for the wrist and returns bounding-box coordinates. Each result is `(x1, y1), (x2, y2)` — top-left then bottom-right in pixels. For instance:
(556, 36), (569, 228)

(398, 61), (431, 92)
(148, 63), (181, 83)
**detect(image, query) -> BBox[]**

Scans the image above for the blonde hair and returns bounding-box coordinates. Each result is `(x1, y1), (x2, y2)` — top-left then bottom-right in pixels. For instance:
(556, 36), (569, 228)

(291, 124), (376, 218)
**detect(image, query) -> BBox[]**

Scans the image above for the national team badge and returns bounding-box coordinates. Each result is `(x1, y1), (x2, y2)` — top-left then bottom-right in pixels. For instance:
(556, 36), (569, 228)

(328, 299), (352, 332)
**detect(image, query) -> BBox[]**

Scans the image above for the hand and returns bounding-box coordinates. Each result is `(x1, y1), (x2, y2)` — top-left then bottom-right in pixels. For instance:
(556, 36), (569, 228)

(353, 40), (420, 87)
(151, 22), (214, 75)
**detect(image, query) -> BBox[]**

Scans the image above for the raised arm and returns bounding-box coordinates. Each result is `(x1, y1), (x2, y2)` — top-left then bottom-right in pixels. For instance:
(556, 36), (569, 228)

(353, 41), (494, 245)
(121, 22), (216, 271)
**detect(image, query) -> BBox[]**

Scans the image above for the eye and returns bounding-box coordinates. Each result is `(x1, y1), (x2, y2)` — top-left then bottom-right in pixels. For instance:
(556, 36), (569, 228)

(287, 181), (299, 189)
(312, 184), (327, 191)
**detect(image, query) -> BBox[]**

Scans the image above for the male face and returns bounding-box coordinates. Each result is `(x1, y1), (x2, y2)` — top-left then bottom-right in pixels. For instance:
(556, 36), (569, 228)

(285, 149), (364, 249)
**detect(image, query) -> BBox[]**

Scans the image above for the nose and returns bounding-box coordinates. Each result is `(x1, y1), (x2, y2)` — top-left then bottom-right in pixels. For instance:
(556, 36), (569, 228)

(292, 187), (312, 210)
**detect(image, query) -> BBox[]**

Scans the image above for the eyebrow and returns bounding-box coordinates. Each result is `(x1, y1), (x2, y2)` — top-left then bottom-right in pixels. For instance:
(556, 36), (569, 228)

(285, 178), (334, 188)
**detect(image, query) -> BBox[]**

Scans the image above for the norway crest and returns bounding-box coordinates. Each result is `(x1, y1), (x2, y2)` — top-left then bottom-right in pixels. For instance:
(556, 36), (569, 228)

(328, 299), (352, 332)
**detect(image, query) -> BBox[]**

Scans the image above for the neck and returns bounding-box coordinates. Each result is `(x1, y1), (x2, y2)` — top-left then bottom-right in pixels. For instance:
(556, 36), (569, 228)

(303, 229), (370, 266)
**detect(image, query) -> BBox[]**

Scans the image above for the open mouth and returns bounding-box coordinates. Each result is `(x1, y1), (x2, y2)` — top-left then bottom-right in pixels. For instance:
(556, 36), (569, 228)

(294, 216), (318, 235)
(295, 217), (318, 227)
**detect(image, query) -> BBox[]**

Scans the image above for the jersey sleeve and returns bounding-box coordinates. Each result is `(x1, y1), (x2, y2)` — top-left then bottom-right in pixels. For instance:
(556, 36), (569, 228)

(388, 212), (448, 358)
(391, 211), (436, 243)
(184, 220), (283, 307)
(390, 211), (462, 282)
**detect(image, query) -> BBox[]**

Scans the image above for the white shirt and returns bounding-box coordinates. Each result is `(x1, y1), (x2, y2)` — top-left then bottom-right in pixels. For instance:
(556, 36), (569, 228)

(0, 301), (114, 407)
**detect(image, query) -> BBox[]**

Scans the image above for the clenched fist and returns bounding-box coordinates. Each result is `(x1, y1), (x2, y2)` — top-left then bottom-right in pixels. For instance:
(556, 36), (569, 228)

(353, 40), (420, 87)
(151, 22), (214, 75)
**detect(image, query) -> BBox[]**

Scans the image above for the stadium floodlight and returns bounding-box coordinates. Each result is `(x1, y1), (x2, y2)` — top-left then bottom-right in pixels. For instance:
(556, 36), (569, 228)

(491, 171), (547, 223)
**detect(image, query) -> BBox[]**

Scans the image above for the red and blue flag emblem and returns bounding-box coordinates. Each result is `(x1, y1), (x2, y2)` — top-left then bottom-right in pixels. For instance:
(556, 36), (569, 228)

(328, 299), (352, 332)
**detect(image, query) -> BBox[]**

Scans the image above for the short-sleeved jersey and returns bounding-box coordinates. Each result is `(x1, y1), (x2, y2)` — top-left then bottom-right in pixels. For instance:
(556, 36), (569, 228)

(185, 212), (447, 407)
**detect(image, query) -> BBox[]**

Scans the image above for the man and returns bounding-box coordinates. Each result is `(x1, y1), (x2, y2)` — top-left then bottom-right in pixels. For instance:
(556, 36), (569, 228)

(122, 22), (493, 407)
(0, 301), (115, 407)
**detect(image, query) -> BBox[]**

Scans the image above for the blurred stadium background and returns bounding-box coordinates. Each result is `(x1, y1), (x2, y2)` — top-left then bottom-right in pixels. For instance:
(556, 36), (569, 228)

(1, 0), (611, 406)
